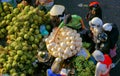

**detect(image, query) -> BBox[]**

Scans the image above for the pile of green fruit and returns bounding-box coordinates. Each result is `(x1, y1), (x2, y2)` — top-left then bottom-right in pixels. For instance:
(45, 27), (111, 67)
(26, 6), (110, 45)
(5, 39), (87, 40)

(0, 2), (51, 76)
(0, 2), (13, 38)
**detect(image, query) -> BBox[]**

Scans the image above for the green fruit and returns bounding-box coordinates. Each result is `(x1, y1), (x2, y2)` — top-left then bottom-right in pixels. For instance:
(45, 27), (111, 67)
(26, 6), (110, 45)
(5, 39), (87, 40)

(3, 2), (8, 6)
(46, 25), (51, 31)
(29, 36), (34, 41)
(22, 42), (28, 46)
(35, 29), (39, 34)
(6, 20), (10, 24)
(7, 14), (12, 20)
(33, 14), (39, 20)
(15, 45), (21, 50)
(9, 35), (16, 40)
(10, 68), (16, 74)
(26, 60), (31, 64)
(29, 18), (34, 23)
(1, 28), (6, 33)
(2, 68), (7, 74)
(34, 38), (39, 44)
(22, 46), (28, 51)
(9, 7), (14, 12)
(6, 25), (11, 30)
(9, 51), (16, 56)
(29, 28), (34, 32)
(18, 63), (24, 69)
(6, 11), (11, 14)
(12, 17), (17, 21)
(18, 32), (24, 37)
(0, 53), (6, 58)
(32, 44), (38, 49)
(14, 55), (19, 61)
(1, 20), (6, 26)
(24, 6), (30, 12)
(0, 17), (4, 21)
(7, 57), (13, 63)
(24, 21), (29, 26)
(31, 24), (36, 28)
(17, 50), (23, 56)
(28, 68), (34, 74)
(21, 55), (27, 61)
(37, 34), (42, 40)
(27, 31), (32, 36)
(0, 58), (5, 63)
(16, 37), (23, 41)
(6, 64), (12, 70)
(3, 5), (9, 11)
(12, 61), (17, 67)
(20, 73), (26, 76)
(11, 73), (18, 76)
(13, 26), (19, 32)
(1, 12), (6, 17)
(24, 34), (29, 39)
(13, 8), (20, 14)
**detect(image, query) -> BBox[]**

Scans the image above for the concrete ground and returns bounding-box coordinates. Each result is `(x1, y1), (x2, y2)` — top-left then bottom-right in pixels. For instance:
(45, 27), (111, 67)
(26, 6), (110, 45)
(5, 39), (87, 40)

(55, 0), (120, 76)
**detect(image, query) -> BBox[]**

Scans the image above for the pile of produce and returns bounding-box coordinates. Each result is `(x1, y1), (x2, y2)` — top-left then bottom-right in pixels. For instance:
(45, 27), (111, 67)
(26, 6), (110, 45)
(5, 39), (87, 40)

(45, 26), (82, 59)
(71, 56), (95, 76)
(0, 2), (96, 76)
(0, 2), (13, 38)
(0, 2), (50, 76)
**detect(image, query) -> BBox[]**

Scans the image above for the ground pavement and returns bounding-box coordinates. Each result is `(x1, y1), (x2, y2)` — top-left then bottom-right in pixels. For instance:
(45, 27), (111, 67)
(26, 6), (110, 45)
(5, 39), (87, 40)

(55, 0), (120, 76)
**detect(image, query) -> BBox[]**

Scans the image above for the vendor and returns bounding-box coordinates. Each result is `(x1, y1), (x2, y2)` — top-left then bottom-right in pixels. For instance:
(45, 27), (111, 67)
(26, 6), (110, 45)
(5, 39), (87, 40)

(92, 50), (112, 76)
(51, 14), (86, 42)
(102, 23), (119, 58)
(49, 5), (66, 28)
(35, 0), (54, 12)
(47, 58), (64, 76)
(86, 17), (103, 53)
(86, 1), (102, 21)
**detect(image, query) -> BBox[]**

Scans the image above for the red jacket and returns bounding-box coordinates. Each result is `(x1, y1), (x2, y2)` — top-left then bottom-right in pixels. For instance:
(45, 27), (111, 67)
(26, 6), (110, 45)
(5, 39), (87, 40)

(100, 54), (112, 76)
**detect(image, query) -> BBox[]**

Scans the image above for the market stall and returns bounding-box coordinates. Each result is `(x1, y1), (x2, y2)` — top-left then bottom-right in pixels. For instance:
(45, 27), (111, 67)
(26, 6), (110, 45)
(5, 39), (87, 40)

(0, 2), (95, 76)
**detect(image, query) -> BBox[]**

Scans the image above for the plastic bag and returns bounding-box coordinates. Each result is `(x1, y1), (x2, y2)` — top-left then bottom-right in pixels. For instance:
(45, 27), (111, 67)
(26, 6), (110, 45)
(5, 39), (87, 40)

(1, 0), (17, 7)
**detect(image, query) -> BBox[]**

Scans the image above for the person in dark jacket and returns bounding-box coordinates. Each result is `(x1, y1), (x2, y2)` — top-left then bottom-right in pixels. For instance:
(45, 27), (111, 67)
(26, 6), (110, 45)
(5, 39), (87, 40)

(102, 23), (119, 57)
(86, 1), (102, 21)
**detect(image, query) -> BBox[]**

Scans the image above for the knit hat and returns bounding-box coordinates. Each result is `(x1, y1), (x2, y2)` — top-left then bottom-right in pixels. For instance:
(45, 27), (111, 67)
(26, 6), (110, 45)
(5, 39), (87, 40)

(50, 5), (65, 16)
(92, 50), (104, 61)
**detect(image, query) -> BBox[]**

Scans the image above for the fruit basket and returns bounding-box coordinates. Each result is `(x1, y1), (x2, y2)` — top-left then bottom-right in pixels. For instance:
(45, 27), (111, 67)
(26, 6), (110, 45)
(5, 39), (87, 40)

(45, 26), (82, 59)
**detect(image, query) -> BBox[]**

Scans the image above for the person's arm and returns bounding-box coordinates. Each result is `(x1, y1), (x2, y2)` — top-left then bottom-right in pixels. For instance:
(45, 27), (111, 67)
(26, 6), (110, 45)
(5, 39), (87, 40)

(95, 63), (102, 76)
(80, 19), (86, 29)
(51, 27), (60, 42)
(51, 22), (65, 42)
(35, 0), (39, 6)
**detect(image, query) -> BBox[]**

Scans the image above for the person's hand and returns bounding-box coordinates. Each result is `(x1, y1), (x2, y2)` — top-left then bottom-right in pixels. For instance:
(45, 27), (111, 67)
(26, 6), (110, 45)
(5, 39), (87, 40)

(111, 63), (116, 69)
(80, 28), (88, 34)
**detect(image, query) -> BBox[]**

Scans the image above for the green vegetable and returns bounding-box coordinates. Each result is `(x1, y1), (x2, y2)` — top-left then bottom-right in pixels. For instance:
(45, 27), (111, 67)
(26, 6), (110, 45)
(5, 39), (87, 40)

(71, 56), (95, 76)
